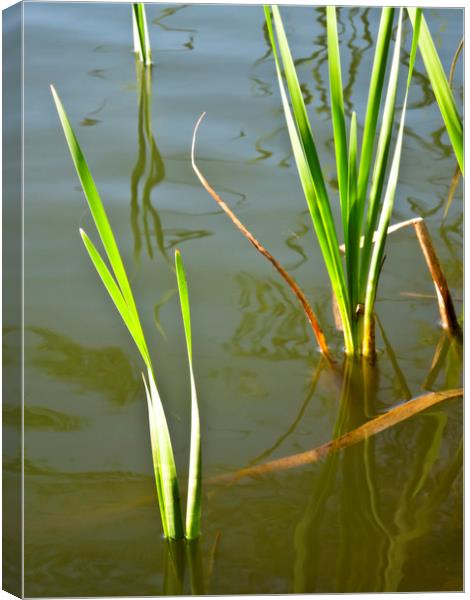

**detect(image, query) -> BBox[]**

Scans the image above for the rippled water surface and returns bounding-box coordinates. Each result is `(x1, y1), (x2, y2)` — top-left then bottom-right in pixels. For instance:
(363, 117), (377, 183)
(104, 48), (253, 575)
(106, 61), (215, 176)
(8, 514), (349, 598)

(7, 2), (465, 595)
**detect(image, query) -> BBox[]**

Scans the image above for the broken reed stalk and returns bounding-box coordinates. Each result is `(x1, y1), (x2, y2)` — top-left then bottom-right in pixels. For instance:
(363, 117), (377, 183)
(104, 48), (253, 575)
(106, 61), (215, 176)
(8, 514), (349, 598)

(340, 216), (462, 341)
(208, 388), (462, 485)
(412, 218), (462, 339)
(191, 113), (334, 364)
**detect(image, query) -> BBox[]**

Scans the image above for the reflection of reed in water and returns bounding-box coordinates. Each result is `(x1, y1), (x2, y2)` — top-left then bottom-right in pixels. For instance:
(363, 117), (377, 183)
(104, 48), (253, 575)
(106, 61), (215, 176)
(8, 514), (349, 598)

(152, 5), (196, 35)
(292, 359), (462, 592)
(130, 62), (168, 263)
(342, 7), (373, 112)
(5, 405), (88, 432)
(130, 62), (212, 263)
(27, 327), (140, 405)
(228, 273), (331, 361)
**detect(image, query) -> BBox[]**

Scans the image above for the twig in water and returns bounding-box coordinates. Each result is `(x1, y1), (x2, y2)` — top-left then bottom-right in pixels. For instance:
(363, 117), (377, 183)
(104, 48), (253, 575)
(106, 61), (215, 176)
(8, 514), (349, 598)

(191, 113), (334, 364)
(207, 388), (462, 485)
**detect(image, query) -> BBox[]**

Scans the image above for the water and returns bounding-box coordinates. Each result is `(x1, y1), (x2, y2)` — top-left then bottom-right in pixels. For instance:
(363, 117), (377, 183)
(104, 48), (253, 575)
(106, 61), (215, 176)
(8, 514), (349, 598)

(5, 3), (463, 595)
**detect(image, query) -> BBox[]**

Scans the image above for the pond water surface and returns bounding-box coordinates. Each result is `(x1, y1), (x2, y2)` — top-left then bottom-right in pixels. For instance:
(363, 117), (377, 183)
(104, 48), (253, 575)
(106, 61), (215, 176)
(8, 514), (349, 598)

(8, 2), (465, 595)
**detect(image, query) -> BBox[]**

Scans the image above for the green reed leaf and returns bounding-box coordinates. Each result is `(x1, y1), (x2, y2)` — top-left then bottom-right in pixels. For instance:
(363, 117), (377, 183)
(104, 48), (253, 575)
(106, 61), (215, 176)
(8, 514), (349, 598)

(133, 3), (152, 66)
(356, 8), (394, 208)
(358, 8), (403, 301)
(175, 250), (201, 540)
(407, 8), (463, 173)
(50, 86), (142, 328)
(80, 229), (151, 368)
(326, 6), (349, 241)
(143, 369), (184, 540)
(362, 9), (421, 356)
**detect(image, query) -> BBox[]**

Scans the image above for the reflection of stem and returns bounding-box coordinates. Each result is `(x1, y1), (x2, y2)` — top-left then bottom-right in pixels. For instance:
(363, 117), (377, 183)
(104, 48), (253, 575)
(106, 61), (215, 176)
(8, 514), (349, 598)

(376, 315), (412, 400)
(130, 61), (168, 264)
(293, 362), (352, 592)
(381, 417), (459, 590)
(186, 539), (206, 595)
(205, 530), (221, 591)
(247, 359), (326, 466)
(422, 329), (462, 391)
(448, 38), (463, 89)
(191, 113), (334, 364)
(163, 539), (186, 595)
(443, 163), (461, 222)
(153, 288), (177, 339)
(335, 361), (391, 592)
(162, 538), (206, 595)
(208, 388), (462, 485)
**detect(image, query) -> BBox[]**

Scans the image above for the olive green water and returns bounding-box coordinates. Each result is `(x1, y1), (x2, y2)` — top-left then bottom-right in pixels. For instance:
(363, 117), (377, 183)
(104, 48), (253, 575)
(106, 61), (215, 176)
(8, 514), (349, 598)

(7, 2), (465, 595)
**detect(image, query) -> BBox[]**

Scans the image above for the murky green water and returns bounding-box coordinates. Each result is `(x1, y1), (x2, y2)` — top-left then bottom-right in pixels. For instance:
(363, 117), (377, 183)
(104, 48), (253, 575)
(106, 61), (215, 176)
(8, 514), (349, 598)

(6, 2), (464, 595)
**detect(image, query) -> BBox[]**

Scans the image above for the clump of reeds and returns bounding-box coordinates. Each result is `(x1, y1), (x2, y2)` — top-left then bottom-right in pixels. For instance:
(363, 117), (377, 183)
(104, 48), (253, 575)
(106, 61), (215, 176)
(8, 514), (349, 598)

(132, 3), (152, 66)
(51, 86), (200, 540)
(264, 7), (422, 357)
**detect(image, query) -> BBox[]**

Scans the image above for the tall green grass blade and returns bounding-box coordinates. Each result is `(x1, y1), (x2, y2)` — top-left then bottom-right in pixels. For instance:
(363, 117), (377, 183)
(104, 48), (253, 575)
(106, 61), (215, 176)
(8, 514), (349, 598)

(407, 8), (463, 173)
(265, 5), (354, 353)
(362, 9), (422, 356)
(346, 112), (359, 342)
(356, 8), (394, 208)
(79, 229), (151, 368)
(175, 250), (201, 540)
(133, 3), (152, 66)
(132, 6), (140, 53)
(326, 6), (349, 243)
(144, 368), (184, 539)
(50, 86), (142, 328)
(52, 86), (185, 539)
(358, 9), (403, 300)
(142, 374), (168, 538)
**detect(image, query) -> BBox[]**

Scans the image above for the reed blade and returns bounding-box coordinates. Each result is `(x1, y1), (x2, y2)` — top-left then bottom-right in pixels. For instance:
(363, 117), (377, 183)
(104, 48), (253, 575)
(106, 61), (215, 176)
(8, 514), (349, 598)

(358, 10), (402, 300)
(175, 250), (202, 540)
(142, 374), (168, 538)
(346, 112), (359, 334)
(326, 6), (349, 244)
(362, 9), (421, 356)
(407, 8), (463, 174)
(50, 86), (142, 328)
(80, 229), (151, 368)
(356, 8), (394, 209)
(133, 3), (152, 66)
(144, 370), (184, 540)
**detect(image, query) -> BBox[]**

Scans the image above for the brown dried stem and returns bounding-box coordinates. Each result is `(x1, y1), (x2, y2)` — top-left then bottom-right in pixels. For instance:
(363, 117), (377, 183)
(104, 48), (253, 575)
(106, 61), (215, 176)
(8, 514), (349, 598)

(208, 388), (462, 485)
(412, 218), (462, 340)
(191, 113), (334, 364)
